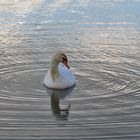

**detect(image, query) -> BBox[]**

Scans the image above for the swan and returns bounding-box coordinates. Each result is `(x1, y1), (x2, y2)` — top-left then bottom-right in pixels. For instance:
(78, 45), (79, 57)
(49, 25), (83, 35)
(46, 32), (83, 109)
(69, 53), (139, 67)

(43, 52), (76, 89)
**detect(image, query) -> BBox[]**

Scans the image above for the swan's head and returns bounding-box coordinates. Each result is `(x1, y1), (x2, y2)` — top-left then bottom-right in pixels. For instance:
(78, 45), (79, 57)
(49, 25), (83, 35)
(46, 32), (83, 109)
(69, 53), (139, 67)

(52, 52), (70, 69)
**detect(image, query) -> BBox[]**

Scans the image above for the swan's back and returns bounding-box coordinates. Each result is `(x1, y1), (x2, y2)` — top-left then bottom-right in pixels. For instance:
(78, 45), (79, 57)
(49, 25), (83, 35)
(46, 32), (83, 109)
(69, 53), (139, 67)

(44, 63), (76, 89)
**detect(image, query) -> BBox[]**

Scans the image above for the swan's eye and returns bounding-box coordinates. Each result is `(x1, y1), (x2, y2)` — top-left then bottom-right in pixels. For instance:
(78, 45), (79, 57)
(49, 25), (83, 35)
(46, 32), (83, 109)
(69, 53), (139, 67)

(62, 57), (67, 62)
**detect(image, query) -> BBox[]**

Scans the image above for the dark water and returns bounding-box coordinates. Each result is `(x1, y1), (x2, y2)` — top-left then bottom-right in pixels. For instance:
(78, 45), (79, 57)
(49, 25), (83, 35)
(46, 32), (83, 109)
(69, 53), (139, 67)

(0, 0), (140, 139)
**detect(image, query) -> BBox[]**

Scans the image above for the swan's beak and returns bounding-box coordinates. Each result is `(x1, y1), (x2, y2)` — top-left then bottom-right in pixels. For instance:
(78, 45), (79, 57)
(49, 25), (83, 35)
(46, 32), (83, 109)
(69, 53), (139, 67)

(63, 60), (70, 69)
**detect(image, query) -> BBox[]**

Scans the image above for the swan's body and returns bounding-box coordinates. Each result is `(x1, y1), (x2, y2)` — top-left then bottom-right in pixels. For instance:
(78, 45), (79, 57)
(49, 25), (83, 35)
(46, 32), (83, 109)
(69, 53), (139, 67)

(43, 53), (76, 89)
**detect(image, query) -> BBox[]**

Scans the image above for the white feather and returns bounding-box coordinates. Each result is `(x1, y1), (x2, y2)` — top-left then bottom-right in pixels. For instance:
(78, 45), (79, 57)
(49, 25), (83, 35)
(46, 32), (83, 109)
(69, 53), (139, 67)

(43, 63), (76, 89)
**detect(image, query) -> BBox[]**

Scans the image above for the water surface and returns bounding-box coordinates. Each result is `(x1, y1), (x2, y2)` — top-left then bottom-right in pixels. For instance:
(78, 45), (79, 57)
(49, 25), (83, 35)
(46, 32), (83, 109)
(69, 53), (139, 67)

(0, 0), (140, 139)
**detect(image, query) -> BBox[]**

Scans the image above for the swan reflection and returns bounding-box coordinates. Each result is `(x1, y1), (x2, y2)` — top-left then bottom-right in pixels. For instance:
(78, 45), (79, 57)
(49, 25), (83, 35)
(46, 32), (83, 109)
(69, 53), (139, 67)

(45, 85), (75, 120)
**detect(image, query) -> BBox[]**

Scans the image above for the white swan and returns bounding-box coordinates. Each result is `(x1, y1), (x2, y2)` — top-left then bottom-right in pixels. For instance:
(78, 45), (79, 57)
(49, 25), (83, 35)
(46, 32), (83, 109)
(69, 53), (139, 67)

(43, 52), (76, 89)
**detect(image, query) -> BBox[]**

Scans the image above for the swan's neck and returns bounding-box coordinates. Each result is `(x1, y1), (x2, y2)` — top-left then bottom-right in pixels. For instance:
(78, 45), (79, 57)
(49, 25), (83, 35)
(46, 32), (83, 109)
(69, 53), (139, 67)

(50, 61), (59, 81)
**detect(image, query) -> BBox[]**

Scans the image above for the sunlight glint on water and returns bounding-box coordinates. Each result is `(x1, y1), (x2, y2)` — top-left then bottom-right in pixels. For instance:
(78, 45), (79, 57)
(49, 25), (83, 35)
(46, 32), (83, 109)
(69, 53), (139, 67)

(0, 0), (140, 139)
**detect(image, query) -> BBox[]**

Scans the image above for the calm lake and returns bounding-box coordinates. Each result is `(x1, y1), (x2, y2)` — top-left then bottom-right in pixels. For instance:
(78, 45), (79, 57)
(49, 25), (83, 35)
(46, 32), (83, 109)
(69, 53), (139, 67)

(0, 0), (140, 139)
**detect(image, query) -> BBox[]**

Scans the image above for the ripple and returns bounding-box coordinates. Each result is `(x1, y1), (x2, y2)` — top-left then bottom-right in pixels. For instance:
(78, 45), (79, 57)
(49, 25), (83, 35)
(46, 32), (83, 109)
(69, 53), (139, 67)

(0, 57), (139, 139)
(0, 0), (140, 139)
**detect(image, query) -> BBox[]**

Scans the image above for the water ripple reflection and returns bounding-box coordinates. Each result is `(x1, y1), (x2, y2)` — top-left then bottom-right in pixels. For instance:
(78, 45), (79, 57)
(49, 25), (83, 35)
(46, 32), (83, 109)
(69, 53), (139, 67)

(0, 0), (140, 139)
(45, 85), (75, 120)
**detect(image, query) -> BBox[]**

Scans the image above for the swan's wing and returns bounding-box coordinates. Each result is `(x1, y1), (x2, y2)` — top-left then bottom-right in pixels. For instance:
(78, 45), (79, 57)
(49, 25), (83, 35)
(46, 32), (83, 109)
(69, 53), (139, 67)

(58, 63), (76, 84)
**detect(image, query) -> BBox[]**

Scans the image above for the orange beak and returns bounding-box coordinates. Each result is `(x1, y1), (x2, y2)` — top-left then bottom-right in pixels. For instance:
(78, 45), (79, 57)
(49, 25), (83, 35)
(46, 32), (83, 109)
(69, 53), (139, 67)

(63, 60), (70, 69)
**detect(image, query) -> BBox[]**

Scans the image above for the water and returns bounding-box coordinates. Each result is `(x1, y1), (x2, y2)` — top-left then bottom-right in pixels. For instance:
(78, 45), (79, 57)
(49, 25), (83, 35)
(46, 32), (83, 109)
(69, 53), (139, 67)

(0, 0), (140, 139)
